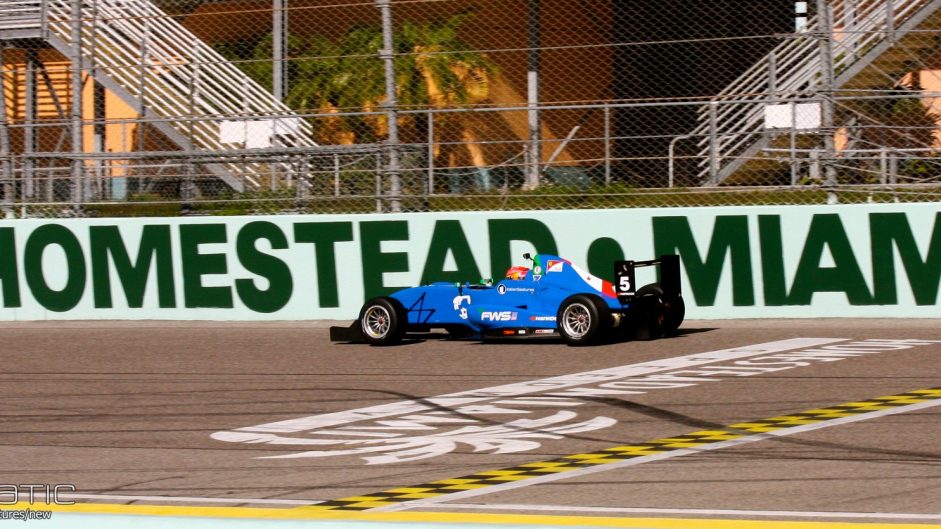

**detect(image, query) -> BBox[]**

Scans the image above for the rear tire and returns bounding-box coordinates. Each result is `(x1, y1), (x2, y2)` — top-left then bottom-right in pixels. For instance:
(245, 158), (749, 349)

(359, 297), (406, 345)
(635, 283), (685, 338)
(663, 294), (685, 336)
(557, 294), (610, 346)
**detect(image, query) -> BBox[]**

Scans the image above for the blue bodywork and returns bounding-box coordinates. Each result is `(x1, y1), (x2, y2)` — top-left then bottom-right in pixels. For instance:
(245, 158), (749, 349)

(388, 254), (623, 336)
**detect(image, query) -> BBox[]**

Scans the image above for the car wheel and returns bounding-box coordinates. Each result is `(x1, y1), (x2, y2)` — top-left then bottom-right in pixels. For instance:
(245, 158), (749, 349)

(663, 294), (685, 336)
(359, 297), (406, 345)
(636, 283), (684, 338)
(557, 294), (610, 346)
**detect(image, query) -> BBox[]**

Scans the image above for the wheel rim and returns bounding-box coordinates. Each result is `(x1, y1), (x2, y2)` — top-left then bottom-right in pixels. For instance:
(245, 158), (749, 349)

(362, 305), (391, 339)
(561, 302), (591, 339)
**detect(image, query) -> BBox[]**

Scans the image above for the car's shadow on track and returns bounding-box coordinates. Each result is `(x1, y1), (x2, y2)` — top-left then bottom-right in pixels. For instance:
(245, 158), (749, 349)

(472, 327), (718, 346)
(676, 327), (718, 336)
(332, 327), (717, 346)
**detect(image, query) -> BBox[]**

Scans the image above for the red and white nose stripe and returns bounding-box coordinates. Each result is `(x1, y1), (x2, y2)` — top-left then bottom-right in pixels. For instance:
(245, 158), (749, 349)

(568, 262), (617, 298)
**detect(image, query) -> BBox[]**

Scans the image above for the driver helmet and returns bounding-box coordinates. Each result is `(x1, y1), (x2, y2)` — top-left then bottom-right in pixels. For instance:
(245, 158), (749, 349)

(505, 265), (530, 280)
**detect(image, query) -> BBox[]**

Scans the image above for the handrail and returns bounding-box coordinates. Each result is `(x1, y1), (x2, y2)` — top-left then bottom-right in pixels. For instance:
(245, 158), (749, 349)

(29, 0), (319, 190)
(0, 1), (43, 31)
(691, 0), (940, 184)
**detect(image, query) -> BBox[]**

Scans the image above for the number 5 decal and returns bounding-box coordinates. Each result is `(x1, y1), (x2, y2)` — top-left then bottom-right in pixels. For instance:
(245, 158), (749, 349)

(618, 276), (632, 292)
(614, 260), (636, 300)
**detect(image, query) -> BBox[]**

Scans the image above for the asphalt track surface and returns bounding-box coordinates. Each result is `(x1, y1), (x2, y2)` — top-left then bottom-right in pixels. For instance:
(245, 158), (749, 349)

(1, 319), (940, 526)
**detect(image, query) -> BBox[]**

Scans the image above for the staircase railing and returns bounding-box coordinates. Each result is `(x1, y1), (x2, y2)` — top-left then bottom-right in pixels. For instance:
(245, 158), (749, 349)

(39, 0), (318, 191)
(692, 0), (938, 185)
(0, 1), (44, 36)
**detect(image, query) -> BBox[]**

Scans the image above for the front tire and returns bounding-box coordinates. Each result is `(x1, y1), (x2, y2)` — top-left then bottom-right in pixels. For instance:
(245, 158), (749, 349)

(557, 294), (610, 346)
(359, 297), (406, 345)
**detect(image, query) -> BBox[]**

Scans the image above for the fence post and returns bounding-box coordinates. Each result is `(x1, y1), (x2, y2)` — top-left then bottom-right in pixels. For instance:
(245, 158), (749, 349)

(376, 0), (401, 213)
(334, 154), (340, 196)
(272, 0), (288, 102)
(427, 111), (434, 195)
(0, 45), (12, 217)
(24, 49), (37, 201)
(70, 0), (84, 209)
(525, 0), (541, 190)
(182, 42), (199, 212)
(816, 0), (839, 204)
(241, 77), (253, 191)
(603, 104), (611, 185)
(89, 0), (102, 202)
(707, 101), (719, 185)
(790, 100), (798, 185)
(889, 152), (898, 184)
(809, 149), (820, 181)
(295, 158), (309, 208)
(879, 149), (887, 184)
(375, 151), (382, 213)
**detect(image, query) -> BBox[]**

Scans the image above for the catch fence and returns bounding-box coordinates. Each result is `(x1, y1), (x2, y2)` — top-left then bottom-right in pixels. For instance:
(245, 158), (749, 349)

(2, 0), (941, 217)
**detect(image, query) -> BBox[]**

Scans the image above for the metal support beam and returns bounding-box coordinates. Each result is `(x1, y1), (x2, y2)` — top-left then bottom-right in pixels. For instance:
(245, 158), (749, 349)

(886, 1), (896, 43)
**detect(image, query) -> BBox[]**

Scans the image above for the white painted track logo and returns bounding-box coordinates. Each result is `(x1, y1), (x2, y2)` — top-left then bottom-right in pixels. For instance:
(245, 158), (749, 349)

(211, 338), (938, 464)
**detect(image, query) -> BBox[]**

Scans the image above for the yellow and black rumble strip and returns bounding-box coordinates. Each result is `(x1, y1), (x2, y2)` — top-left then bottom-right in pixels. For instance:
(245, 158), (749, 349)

(304, 388), (941, 512)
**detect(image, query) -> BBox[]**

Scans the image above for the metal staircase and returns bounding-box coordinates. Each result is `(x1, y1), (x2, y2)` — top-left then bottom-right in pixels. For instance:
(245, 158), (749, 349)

(0, 1), (44, 39)
(2, 0), (318, 191)
(692, 0), (941, 186)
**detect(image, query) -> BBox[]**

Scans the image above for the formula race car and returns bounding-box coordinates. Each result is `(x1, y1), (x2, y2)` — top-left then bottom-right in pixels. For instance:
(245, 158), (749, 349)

(331, 254), (684, 346)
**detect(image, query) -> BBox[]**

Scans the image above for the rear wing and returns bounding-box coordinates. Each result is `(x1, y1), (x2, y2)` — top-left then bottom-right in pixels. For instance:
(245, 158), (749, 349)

(613, 254), (681, 302)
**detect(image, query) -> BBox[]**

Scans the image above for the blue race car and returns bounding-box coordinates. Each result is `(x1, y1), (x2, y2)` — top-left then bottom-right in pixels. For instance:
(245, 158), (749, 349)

(330, 253), (684, 346)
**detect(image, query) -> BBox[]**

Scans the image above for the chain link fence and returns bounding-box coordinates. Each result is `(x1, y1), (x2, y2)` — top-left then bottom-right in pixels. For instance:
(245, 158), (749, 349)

(3, 0), (941, 217)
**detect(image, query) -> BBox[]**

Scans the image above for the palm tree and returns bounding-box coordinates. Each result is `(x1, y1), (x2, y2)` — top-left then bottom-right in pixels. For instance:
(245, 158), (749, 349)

(397, 14), (495, 129)
(286, 27), (389, 144)
(396, 14), (497, 174)
(223, 13), (497, 149)
(845, 72), (941, 183)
